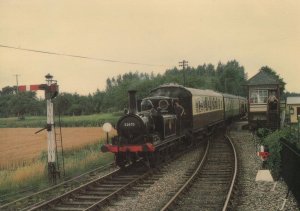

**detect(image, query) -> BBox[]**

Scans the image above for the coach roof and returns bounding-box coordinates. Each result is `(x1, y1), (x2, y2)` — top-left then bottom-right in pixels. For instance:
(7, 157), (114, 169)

(152, 84), (223, 97)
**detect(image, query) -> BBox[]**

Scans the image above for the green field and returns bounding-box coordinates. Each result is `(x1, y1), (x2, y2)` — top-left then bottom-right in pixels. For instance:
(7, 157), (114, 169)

(0, 113), (121, 128)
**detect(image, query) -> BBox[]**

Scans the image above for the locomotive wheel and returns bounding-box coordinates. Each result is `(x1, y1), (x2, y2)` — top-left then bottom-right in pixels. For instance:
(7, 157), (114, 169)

(149, 152), (160, 168)
(130, 153), (138, 164)
(115, 153), (126, 168)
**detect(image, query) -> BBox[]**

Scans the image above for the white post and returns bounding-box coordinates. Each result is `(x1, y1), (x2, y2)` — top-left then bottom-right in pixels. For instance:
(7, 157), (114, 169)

(47, 99), (56, 163)
(45, 73), (58, 182)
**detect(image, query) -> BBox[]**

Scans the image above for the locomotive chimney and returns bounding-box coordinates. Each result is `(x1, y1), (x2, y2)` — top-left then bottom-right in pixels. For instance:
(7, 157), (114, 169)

(128, 90), (137, 114)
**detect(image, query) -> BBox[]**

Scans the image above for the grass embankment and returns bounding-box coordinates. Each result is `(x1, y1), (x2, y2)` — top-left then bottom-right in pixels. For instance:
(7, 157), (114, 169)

(0, 112), (121, 128)
(0, 141), (114, 202)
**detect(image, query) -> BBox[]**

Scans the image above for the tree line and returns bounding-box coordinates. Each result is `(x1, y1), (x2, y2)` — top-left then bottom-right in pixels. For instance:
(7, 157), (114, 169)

(0, 60), (288, 118)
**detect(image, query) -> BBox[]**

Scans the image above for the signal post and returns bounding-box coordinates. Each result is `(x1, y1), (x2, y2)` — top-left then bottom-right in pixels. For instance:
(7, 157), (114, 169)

(22, 74), (60, 183)
(45, 74), (59, 183)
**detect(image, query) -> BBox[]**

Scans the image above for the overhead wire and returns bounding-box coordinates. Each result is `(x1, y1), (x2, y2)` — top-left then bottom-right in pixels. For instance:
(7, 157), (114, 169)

(0, 44), (165, 67)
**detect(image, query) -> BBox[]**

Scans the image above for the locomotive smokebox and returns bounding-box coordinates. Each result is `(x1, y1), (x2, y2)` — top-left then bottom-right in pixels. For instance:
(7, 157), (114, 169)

(128, 90), (137, 114)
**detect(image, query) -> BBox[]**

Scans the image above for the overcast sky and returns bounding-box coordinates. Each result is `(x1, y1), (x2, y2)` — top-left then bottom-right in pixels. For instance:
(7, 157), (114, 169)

(0, 0), (299, 95)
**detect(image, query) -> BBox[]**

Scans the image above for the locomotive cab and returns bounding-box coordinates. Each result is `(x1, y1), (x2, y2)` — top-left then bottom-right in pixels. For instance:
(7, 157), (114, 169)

(140, 97), (177, 139)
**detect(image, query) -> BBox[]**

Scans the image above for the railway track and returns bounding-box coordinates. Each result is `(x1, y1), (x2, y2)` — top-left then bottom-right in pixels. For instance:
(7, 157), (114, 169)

(24, 138), (206, 211)
(2, 133), (236, 211)
(161, 134), (237, 211)
(25, 162), (152, 211)
(100, 142), (207, 211)
(0, 162), (117, 211)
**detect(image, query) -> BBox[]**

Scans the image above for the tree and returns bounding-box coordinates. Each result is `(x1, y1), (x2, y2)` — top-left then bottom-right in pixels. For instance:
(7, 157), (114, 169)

(216, 60), (247, 96)
(1, 86), (17, 95)
(9, 91), (42, 118)
(54, 93), (72, 115)
(0, 60), (260, 116)
(259, 66), (286, 93)
(92, 89), (105, 113)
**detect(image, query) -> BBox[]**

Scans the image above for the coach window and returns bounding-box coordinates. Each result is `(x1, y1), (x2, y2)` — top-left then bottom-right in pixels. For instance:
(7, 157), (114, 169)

(199, 97), (204, 112)
(199, 101), (201, 113)
(214, 98), (217, 110)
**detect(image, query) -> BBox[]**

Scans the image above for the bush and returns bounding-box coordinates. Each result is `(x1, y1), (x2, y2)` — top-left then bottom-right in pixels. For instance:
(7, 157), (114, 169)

(258, 128), (291, 179)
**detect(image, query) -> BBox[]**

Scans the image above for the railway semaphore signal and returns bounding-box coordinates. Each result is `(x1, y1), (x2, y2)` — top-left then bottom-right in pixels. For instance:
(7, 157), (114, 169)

(19, 74), (63, 183)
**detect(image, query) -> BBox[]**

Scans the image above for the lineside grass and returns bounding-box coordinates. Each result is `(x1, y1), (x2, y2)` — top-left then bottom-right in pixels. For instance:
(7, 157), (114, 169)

(0, 141), (114, 203)
(0, 112), (121, 128)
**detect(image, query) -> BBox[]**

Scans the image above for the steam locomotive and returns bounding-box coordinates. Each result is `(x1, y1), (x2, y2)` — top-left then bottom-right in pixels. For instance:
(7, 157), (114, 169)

(101, 84), (247, 167)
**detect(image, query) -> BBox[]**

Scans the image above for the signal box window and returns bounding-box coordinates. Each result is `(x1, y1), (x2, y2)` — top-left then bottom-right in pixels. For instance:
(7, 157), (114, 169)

(250, 90), (268, 104)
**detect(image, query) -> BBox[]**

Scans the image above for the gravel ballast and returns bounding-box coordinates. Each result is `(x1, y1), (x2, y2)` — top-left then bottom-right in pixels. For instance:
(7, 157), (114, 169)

(103, 143), (206, 211)
(229, 122), (299, 210)
(103, 122), (299, 210)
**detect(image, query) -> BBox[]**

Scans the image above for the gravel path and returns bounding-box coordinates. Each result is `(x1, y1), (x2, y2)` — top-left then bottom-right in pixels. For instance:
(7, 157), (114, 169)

(229, 122), (299, 211)
(102, 143), (206, 211)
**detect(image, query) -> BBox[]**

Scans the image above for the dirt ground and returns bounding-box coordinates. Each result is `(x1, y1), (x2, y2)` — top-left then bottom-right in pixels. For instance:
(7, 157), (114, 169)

(0, 127), (116, 167)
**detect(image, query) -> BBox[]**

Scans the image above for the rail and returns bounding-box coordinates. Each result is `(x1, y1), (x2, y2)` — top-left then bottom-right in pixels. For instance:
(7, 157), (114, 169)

(29, 162), (149, 211)
(0, 162), (116, 210)
(161, 134), (238, 210)
(160, 139), (210, 210)
(223, 134), (238, 211)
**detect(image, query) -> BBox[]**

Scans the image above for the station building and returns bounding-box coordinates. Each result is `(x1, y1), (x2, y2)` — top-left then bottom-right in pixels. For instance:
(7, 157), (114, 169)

(286, 97), (300, 123)
(246, 69), (283, 130)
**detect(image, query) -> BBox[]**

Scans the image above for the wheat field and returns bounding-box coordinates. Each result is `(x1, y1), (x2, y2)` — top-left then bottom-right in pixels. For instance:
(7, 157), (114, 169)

(0, 127), (116, 168)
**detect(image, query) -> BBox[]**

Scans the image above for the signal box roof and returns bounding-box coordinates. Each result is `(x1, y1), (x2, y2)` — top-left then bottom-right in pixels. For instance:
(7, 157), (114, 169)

(247, 70), (281, 86)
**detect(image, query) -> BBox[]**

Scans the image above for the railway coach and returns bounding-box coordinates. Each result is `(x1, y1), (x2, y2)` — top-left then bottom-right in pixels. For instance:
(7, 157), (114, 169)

(148, 84), (225, 134)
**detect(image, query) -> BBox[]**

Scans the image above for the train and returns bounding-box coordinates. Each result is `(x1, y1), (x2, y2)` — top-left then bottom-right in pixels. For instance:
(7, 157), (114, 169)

(101, 84), (247, 167)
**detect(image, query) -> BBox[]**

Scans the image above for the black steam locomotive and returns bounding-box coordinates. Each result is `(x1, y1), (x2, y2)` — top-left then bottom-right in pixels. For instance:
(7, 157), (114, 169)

(101, 84), (247, 167)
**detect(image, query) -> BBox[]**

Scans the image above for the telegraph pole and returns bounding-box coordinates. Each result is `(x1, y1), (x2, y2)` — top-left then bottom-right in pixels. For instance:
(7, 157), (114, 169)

(179, 60), (188, 86)
(14, 74), (20, 93)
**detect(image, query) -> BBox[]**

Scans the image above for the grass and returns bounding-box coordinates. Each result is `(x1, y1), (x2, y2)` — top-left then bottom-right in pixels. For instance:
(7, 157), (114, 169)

(0, 113), (121, 128)
(0, 141), (114, 203)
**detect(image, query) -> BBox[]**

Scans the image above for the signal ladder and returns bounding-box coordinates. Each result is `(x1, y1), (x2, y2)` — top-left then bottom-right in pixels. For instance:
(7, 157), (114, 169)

(54, 112), (65, 179)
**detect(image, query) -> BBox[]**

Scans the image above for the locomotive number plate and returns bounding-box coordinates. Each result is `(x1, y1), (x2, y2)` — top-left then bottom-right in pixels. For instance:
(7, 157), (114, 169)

(124, 122), (136, 127)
